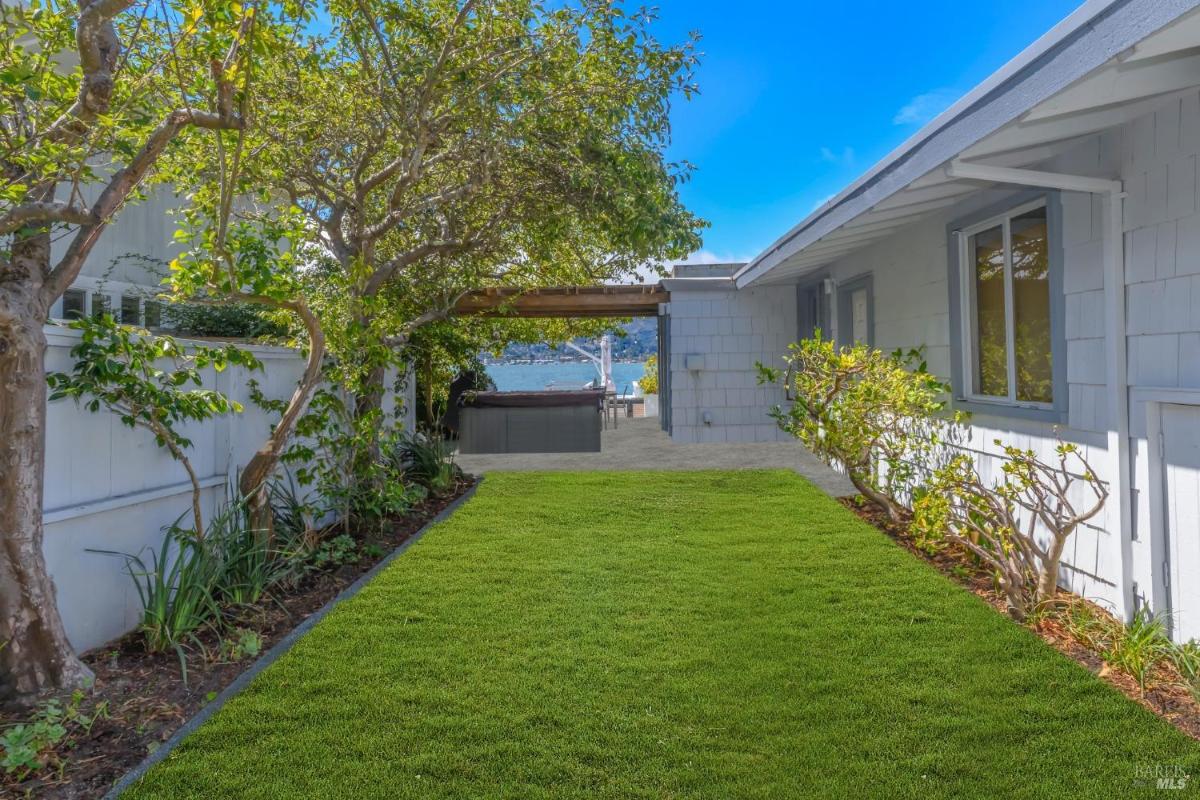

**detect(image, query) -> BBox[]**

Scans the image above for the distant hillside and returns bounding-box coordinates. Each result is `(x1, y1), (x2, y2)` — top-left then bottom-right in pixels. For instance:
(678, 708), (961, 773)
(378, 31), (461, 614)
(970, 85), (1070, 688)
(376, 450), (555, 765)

(488, 318), (657, 363)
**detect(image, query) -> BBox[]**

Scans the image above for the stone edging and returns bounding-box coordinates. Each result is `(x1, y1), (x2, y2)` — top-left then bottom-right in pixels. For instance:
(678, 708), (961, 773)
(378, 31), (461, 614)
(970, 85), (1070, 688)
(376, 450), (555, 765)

(103, 479), (482, 798)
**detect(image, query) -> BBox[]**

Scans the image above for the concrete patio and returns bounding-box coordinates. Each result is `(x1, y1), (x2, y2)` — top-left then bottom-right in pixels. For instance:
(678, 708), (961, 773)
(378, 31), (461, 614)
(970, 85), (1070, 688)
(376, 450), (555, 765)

(455, 416), (854, 496)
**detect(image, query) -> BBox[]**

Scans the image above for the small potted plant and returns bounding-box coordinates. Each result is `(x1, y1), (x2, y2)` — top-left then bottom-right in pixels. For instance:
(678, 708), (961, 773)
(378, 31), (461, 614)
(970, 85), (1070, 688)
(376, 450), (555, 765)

(639, 355), (659, 417)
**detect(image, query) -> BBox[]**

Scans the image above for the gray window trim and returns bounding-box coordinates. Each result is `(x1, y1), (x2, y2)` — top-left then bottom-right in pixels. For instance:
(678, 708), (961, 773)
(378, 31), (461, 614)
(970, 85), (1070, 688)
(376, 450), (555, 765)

(836, 273), (874, 349)
(946, 188), (1068, 424)
(795, 271), (831, 341)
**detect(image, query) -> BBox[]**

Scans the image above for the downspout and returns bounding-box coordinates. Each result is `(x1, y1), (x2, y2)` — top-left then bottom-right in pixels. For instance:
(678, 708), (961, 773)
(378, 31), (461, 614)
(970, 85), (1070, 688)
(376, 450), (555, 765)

(946, 162), (1133, 619)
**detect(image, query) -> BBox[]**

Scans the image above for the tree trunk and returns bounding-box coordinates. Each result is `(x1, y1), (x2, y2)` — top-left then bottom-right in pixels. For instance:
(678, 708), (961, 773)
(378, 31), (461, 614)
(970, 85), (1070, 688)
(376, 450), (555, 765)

(239, 301), (326, 534)
(847, 466), (904, 524)
(0, 233), (93, 703)
(1036, 535), (1068, 609)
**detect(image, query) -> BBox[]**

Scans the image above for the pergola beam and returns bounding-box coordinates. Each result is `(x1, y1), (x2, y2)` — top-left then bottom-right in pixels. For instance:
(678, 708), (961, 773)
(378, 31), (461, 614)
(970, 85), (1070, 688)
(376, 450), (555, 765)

(452, 285), (667, 318)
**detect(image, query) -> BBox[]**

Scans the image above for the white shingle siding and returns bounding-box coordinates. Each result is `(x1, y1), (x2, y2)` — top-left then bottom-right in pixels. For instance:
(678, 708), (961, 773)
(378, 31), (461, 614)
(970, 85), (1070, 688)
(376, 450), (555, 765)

(668, 91), (1200, 617)
(666, 284), (795, 444)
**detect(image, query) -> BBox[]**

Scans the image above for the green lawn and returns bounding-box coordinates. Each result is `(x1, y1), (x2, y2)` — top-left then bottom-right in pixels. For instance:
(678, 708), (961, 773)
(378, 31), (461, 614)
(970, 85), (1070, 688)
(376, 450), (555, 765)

(125, 471), (1199, 799)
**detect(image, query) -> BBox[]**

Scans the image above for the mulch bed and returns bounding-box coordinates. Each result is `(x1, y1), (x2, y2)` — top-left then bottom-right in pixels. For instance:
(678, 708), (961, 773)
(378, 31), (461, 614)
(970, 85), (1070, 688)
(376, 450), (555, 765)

(1, 479), (476, 800)
(840, 496), (1200, 742)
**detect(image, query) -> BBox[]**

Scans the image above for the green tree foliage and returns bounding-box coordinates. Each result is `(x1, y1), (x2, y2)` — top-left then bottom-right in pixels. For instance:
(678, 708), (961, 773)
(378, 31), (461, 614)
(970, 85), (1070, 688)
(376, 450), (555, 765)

(170, 0), (704, 509)
(0, 0), (297, 699)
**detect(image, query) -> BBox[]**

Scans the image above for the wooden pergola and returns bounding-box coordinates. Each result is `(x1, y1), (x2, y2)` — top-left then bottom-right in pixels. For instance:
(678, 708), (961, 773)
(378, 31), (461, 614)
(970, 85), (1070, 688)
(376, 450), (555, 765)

(451, 285), (667, 318)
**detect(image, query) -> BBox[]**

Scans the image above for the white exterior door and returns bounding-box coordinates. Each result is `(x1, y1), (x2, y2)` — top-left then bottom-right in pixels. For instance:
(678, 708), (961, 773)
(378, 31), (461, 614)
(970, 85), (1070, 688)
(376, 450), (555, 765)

(851, 289), (868, 344)
(1163, 403), (1200, 641)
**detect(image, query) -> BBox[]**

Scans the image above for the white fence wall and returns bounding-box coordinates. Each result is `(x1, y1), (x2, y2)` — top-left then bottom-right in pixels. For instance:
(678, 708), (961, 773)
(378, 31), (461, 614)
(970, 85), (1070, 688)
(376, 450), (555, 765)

(42, 325), (415, 653)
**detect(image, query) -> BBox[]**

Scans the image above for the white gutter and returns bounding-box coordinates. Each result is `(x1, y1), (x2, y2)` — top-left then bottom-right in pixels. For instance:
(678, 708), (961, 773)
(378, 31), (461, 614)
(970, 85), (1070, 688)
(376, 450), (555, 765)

(945, 161), (1133, 620)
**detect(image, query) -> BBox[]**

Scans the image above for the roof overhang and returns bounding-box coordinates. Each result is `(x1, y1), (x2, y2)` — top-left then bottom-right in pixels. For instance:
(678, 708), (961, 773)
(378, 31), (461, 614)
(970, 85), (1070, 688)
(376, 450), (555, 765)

(736, 0), (1200, 288)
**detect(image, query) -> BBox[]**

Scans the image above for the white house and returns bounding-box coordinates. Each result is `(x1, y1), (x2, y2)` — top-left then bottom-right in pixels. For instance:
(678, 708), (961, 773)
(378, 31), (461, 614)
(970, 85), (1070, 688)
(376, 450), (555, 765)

(660, 0), (1200, 639)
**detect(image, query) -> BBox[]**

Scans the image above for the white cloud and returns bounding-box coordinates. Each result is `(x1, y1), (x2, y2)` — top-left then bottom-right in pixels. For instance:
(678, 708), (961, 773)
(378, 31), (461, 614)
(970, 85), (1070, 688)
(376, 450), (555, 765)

(893, 88), (958, 126)
(819, 146), (855, 166)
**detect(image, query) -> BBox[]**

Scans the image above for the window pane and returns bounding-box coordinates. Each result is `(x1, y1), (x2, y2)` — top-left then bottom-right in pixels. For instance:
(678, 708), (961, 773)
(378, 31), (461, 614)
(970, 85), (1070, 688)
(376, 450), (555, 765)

(971, 224), (1008, 397)
(62, 289), (85, 320)
(121, 295), (141, 325)
(1011, 206), (1052, 403)
(144, 300), (162, 329)
(91, 293), (109, 319)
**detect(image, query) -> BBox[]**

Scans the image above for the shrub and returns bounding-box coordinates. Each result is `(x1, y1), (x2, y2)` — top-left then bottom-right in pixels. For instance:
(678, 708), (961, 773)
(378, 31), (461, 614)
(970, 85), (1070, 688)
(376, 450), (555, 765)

(1, 693), (108, 782)
(312, 535), (360, 570)
(222, 629), (263, 662)
(391, 431), (460, 497)
(164, 302), (291, 339)
(640, 355), (658, 395)
(106, 528), (225, 667)
(1104, 609), (1175, 691)
(757, 337), (958, 522)
(281, 389), (418, 531)
(912, 439), (1107, 621)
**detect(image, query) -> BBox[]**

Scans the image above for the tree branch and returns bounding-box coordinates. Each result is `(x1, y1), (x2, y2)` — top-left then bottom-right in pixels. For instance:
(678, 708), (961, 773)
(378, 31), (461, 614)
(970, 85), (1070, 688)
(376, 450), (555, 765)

(42, 107), (244, 303)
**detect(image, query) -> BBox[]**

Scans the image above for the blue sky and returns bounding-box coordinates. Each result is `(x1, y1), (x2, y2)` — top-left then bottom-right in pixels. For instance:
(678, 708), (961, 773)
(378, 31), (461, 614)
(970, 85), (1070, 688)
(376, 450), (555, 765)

(652, 0), (1082, 264)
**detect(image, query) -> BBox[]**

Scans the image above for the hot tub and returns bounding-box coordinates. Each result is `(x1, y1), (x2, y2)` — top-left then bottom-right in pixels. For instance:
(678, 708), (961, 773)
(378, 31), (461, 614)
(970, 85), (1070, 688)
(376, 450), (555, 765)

(458, 390), (604, 454)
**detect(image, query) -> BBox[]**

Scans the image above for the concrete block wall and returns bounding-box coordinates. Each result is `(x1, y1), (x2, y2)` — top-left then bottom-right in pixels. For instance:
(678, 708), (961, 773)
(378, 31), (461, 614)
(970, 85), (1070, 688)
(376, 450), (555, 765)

(665, 284), (796, 443)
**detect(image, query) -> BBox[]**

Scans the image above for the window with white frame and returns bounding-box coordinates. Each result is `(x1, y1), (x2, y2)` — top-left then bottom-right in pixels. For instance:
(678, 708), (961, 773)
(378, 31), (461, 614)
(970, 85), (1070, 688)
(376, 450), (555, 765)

(958, 199), (1053, 406)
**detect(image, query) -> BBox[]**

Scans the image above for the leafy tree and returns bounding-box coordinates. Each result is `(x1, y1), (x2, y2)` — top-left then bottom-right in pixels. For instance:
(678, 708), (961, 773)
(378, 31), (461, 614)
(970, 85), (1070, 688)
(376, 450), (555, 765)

(46, 314), (260, 535)
(169, 212), (325, 525)
(0, 0), (286, 699)
(172, 0), (703, 507)
(911, 439), (1107, 621)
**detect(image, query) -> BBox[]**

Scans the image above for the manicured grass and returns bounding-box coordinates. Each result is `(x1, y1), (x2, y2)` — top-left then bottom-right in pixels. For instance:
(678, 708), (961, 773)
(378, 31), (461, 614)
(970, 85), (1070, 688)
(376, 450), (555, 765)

(126, 471), (1198, 799)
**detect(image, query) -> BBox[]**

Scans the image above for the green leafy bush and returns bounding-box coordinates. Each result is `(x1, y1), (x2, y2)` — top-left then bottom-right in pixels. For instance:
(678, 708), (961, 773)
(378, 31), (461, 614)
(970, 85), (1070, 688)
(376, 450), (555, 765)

(392, 432), (460, 497)
(640, 355), (658, 395)
(757, 337), (958, 522)
(163, 302), (291, 339)
(312, 535), (360, 571)
(1, 693), (108, 781)
(279, 389), (418, 531)
(222, 629), (263, 662)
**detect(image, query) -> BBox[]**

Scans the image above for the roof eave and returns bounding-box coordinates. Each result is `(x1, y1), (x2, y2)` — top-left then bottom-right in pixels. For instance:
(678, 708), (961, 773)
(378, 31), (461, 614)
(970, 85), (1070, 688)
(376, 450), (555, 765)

(735, 0), (1199, 289)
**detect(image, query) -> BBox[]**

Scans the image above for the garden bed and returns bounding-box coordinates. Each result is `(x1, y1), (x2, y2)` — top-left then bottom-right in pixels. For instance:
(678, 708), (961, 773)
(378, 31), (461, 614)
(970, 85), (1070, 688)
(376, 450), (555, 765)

(0, 479), (475, 800)
(839, 496), (1200, 742)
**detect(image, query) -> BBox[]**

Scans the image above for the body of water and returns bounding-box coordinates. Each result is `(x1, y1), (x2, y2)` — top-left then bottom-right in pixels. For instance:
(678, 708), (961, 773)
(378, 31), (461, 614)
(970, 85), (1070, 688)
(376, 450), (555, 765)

(486, 362), (648, 393)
